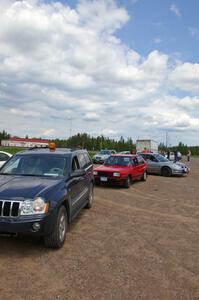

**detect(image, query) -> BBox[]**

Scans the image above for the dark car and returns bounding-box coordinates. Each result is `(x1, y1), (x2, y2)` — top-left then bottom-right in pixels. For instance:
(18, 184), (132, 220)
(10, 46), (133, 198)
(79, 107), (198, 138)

(0, 147), (94, 248)
(94, 154), (147, 188)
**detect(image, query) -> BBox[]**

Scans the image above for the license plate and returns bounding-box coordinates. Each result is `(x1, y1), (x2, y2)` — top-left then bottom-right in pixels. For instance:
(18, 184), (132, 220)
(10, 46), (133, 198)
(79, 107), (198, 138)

(100, 177), (108, 182)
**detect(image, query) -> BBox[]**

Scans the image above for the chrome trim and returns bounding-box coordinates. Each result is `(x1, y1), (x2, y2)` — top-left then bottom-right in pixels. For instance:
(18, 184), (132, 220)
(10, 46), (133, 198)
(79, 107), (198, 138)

(85, 164), (92, 172)
(72, 187), (89, 206)
(0, 200), (21, 218)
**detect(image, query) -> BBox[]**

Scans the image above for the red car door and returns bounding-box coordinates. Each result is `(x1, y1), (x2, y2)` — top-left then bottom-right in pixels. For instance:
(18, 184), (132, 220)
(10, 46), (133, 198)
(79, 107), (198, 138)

(131, 157), (140, 180)
(136, 155), (146, 178)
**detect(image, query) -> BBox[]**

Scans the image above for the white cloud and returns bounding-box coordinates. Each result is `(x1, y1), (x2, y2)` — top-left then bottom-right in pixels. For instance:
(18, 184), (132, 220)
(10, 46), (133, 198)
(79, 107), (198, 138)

(42, 129), (56, 137)
(170, 4), (181, 17)
(170, 63), (199, 93)
(0, 0), (198, 145)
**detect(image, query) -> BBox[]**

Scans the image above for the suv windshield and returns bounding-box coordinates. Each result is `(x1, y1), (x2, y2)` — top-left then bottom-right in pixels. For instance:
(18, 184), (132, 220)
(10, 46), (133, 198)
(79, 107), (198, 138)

(105, 156), (131, 166)
(0, 155), (68, 177)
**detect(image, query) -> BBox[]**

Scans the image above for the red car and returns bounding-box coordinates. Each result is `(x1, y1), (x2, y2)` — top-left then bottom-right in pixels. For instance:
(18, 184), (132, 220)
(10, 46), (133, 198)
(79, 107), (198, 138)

(93, 154), (147, 188)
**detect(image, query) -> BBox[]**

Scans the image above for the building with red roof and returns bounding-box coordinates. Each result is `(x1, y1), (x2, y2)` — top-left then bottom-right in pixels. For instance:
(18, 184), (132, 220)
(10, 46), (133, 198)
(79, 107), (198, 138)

(1, 137), (49, 148)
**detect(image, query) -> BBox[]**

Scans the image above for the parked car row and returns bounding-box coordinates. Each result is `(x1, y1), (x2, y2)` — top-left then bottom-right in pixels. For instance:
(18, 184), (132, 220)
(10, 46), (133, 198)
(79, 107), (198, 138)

(0, 146), (190, 249)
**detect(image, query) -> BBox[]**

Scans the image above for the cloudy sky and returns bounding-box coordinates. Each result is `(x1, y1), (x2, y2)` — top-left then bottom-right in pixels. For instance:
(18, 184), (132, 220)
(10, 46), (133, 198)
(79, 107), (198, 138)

(0, 0), (199, 145)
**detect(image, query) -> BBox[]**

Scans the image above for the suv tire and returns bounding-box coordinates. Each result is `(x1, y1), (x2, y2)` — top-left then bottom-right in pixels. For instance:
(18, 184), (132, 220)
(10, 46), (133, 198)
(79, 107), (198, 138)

(44, 205), (68, 249)
(85, 184), (94, 209)
(161, 167), (172, 177)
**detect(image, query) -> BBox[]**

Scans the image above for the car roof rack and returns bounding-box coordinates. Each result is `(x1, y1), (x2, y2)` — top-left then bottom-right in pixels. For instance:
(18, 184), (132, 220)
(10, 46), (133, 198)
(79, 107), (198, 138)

(28, 146), (48, 150)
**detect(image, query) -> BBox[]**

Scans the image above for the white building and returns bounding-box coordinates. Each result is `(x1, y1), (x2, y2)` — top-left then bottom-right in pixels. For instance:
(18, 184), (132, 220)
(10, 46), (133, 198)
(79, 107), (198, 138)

(136, 139), (158, 153)
(1, 137), (49, 148)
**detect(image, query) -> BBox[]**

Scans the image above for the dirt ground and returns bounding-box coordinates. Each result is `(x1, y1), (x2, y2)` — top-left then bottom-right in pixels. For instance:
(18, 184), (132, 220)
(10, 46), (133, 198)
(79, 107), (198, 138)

(0, 158), (199, 300)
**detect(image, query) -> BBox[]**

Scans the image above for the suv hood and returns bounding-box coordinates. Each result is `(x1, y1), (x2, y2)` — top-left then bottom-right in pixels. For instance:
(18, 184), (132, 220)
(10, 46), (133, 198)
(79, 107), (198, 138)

(0, 175), (62, 200)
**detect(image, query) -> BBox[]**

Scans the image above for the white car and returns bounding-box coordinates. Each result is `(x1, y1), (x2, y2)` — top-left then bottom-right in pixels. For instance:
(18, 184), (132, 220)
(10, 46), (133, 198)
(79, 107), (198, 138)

(0, 151), (12, 168)
(92, 150), (116, 164)
(169, 151), (182, 161)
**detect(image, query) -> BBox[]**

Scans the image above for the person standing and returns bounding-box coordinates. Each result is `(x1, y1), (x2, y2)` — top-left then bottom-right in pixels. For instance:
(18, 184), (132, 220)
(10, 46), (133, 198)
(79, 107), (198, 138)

(174, 150), (178, 162)
(167, 149), (170, 160)
(187, 150), (191, 162)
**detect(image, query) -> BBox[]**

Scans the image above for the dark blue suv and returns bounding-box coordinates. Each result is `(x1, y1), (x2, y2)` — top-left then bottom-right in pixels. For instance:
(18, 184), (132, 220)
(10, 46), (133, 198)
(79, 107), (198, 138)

(0, 147), (94, 248)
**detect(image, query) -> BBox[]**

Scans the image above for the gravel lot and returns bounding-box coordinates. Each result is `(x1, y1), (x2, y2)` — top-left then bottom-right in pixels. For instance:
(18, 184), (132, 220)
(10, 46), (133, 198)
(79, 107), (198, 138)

(0, 158), (199, 300)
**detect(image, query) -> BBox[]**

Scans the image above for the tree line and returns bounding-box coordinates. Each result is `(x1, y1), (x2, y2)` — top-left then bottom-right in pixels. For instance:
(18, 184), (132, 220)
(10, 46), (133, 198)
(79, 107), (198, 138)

(1, 130), (199, 155)
(159, 141), (199, 155)
(52, 133), (136, 152)
(0, 130), (10, 143)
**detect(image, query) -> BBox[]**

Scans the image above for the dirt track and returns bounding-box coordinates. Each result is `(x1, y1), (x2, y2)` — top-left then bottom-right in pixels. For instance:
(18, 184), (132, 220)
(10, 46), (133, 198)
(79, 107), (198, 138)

(0, 158), (199, 300)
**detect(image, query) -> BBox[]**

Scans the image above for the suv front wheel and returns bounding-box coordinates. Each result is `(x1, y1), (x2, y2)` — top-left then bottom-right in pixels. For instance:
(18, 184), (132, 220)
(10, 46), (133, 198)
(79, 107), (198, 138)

(44, 205), (68, 249)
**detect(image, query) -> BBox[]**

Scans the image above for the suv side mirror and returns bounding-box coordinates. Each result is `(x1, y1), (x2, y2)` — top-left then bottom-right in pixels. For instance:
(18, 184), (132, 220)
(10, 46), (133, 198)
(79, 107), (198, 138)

(71, 169), (86, 178)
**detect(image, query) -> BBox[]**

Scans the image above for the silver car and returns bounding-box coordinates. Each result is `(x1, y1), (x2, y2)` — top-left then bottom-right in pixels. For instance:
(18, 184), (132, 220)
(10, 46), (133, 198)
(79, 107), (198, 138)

(92, 150), (116, 164)
(140, 153), (189, 176)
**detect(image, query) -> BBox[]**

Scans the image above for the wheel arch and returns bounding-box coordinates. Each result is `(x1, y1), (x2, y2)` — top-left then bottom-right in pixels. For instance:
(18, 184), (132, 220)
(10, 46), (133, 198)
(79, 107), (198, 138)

(161, 165), (172, 176)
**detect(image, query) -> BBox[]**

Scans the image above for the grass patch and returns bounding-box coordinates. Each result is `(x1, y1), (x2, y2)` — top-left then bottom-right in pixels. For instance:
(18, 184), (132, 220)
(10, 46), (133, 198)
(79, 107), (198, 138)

(0, 146), (25, 155)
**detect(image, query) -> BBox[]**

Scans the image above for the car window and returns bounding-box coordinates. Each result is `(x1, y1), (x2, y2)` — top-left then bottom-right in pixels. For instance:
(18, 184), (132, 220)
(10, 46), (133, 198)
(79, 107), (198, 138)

(154, 154), (169, 162)
(148, 155), (157, 162)
(77, 153), (87, 169)
(0, 153), (9, 161)
(99, 150), (111, 155)
(84, 152), (92, 165)
(0, 156), (20, 172)
(132, 157), (138, 166)
(137, 156), (145, 165)
(0, 155), (67, 177)
(105, 156), (131, 166)
(72, 156), (80, 171)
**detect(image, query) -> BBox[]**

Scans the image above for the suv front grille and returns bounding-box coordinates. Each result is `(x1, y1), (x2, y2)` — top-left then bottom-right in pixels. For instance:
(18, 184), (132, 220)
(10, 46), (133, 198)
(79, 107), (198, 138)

(0, 200), (20, 217)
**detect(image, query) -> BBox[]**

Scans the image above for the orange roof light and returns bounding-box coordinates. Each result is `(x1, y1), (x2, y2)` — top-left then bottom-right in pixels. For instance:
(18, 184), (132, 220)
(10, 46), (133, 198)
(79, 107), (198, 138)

(49, 142), (56, 151)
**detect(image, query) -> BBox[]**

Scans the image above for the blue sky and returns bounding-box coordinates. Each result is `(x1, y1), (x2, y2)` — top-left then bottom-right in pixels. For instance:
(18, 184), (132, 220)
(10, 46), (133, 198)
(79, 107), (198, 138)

(0, 0), (199, 145)
(116, 0), (199, 63)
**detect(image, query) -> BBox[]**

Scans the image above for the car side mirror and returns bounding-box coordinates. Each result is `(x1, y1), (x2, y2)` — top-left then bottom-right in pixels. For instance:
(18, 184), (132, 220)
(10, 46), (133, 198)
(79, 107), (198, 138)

(71, 169), (86, 178)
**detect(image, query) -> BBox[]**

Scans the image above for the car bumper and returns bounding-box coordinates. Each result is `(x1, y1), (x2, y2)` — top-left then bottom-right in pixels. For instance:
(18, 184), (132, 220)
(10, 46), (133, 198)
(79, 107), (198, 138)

(0, 211), (56, 236)
(172, 167), (189, 175)
(94, 176), (125, 186)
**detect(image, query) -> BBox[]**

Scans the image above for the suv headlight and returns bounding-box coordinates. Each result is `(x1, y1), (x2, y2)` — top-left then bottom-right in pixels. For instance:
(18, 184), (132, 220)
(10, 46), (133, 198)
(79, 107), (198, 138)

(113, 172), (120, 177)
(20, 197), (49, 216)
(93, 171), (98, 175)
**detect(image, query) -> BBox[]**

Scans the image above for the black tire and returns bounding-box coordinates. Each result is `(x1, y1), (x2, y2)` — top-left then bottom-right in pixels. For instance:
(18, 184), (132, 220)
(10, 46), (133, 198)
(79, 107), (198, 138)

(124, 176), (131, 188)
(44, 206), (68, 249)
(141, 171), (147, 181)
(85, 184), (94, 209)
(161, 167), (172, 177)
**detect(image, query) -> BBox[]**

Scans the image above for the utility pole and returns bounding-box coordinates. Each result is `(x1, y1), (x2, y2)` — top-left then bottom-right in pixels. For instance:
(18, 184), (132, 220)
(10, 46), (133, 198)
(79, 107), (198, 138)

(165, 131), (168, 148)
(69, 117), (72, 138)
